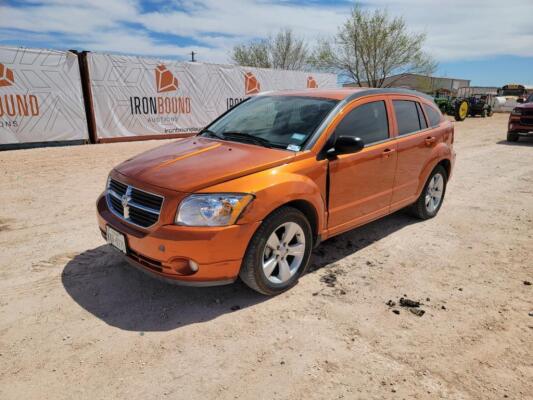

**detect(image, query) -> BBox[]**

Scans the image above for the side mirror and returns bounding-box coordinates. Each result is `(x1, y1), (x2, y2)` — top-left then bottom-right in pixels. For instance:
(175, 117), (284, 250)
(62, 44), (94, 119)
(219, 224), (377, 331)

(517, 98), (524, 103)
(333, 136), (365, 155)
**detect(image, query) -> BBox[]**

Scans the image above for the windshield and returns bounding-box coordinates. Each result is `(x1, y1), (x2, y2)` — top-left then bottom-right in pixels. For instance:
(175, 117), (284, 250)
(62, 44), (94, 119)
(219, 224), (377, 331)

(497, 87), (525, 97)
(202, 96), (338, 150)
(527, 94), (533, 103)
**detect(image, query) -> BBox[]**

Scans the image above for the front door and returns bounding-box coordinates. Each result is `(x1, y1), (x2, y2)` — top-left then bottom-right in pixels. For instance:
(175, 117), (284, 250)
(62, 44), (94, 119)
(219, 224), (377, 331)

(327, 98), (397, 235)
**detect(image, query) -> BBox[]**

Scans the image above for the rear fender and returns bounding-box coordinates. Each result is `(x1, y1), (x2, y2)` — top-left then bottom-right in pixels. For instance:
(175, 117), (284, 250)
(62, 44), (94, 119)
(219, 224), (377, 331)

(416, 143), (452, 197)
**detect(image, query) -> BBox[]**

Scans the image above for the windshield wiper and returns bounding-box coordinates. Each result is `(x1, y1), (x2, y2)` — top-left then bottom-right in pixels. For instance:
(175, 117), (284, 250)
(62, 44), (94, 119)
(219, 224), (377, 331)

(199, 128), (225, 140)
(222, 131), (273, 148)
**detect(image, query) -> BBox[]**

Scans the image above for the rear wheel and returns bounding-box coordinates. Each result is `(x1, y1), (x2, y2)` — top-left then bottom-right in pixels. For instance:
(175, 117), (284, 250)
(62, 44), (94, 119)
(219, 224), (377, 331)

(507, 132), (519, 142)
(454, 100), (469, 121)
(239, 207), (313, 295)
(410, 165), (447, 220)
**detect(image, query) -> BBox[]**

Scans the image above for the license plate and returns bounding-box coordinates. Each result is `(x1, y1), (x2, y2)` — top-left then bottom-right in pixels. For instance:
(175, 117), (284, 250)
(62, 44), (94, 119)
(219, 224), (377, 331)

(106, 226), (127, 254)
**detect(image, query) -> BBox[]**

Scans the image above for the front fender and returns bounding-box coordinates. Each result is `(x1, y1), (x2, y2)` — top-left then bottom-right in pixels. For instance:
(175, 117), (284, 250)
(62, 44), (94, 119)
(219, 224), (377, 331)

(199, 162), (327, 232)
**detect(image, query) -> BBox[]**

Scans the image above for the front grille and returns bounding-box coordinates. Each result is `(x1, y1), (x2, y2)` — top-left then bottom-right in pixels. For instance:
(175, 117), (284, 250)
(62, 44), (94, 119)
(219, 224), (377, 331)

(109, 179), (127, 196)
(106, 178), (164, 228)
(522, 109), (533, 117)
(520, 117), (533, 126)
(128, 249), (163, 272)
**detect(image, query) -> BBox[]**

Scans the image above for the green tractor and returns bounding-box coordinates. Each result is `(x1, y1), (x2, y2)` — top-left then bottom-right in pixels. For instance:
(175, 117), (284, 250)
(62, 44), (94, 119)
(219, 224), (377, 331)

(434, 90), (469, 121)
(453, 98), (470, 121)
(466, 94), (494, 117)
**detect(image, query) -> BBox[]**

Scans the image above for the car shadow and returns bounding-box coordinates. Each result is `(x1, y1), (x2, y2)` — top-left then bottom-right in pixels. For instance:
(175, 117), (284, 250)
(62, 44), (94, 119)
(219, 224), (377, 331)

(61, 246), (267, 332)
(62, 210), (417, 332)
(496, 137), (533, 146)
(308, 210), (417, 272)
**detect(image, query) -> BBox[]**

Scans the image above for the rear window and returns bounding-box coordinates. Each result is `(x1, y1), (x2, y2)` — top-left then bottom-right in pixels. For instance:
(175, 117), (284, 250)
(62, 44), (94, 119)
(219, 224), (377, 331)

(423, 104), (443, 127)
(393, 100), (425, 136)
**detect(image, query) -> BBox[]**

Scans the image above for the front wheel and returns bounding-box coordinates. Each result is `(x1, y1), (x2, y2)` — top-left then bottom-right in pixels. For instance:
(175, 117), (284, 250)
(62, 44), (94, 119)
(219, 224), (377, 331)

(239, 207), (313, 295)
(410, 165), (448, 220)
(507, 132), (519, 142)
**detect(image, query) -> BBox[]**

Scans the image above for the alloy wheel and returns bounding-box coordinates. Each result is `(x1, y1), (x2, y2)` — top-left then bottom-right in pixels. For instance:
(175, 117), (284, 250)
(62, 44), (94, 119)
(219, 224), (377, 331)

(425, 173), (444, 213)
(262, 222), (306, 284)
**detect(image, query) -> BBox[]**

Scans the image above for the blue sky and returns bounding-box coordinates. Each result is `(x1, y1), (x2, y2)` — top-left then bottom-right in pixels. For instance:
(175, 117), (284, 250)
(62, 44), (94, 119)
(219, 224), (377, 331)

(1, 0), (532, 86)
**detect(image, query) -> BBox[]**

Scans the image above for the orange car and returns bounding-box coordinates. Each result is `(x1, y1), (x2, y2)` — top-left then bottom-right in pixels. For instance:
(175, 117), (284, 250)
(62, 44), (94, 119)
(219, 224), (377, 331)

(97, 88), (455, 295)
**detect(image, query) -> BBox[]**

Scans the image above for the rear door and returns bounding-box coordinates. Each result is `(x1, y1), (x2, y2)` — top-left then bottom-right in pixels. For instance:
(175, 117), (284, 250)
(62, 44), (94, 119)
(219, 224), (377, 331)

(390, 96), (441, 208)
(327, 97), (397, 235)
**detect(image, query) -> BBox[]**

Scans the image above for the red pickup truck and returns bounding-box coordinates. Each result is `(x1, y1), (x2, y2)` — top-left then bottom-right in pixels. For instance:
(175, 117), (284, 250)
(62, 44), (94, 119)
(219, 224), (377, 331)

(508, 94), (533, 142)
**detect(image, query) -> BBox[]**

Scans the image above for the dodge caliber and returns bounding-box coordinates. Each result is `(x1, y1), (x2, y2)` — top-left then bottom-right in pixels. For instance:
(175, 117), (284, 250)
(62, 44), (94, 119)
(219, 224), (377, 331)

(97, 88), (455, 295)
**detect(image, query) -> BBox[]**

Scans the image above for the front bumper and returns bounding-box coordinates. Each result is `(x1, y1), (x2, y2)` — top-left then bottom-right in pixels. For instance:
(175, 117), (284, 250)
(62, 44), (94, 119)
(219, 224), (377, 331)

(509, 129), (533, 136)
(508, 116), (533, 134)
(97, 194), (261, 285)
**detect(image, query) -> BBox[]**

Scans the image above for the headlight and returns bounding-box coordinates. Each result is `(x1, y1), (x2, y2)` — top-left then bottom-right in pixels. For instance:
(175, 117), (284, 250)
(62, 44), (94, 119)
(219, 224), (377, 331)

(175, 193), (254, 226)
(511, 108), (522, 116)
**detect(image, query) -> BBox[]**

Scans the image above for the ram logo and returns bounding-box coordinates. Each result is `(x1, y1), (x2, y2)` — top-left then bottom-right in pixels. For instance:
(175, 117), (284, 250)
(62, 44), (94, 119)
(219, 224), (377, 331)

(244, 72), (260, 95)
(0, 63), (15, 87)
(155, 64), (178, 93)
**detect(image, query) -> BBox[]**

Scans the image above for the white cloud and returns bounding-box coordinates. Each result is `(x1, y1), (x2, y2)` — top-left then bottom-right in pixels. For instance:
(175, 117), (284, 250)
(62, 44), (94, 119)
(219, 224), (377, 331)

(141, 0), (347, 40)
(0, 0), (532, 64)
(82, 29), (228, 60)
(373, 0), (533, 60)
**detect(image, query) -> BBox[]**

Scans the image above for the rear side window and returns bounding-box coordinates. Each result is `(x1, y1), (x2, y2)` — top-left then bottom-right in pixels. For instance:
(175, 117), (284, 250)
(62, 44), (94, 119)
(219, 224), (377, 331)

(335, 101), (389, 145)
(416, 103), (428, 129)
(423, 104), (443, 127)
(393, 100), (426, 136)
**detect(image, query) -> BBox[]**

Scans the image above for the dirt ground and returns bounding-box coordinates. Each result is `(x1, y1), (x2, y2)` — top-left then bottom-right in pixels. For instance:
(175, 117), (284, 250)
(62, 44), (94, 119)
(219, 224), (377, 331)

(1, 113), (532, 400)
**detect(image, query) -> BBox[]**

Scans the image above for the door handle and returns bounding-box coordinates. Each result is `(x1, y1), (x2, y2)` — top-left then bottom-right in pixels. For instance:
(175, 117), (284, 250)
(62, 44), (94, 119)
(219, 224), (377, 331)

(382, 148), (395, 158)
(425, 136), (437, 146)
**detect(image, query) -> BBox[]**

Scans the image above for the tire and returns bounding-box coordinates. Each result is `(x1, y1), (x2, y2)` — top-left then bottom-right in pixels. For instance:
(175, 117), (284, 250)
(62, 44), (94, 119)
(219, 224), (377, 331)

(507, 132), (519, 142)
(239, 207), (313, 295)
(454, 100), (469, 121)
(410, 165), (448, 220)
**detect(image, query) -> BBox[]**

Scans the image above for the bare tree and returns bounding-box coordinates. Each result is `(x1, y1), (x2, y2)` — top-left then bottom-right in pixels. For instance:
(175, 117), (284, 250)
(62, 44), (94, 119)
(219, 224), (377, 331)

(310, 4), (437, 87)
(231, 29), (310, 70)
(232, 40), (270, 69)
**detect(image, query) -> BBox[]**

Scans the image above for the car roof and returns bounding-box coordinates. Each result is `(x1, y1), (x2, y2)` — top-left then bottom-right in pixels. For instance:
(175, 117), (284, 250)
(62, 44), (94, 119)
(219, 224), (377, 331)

(262, 87), (434, 102)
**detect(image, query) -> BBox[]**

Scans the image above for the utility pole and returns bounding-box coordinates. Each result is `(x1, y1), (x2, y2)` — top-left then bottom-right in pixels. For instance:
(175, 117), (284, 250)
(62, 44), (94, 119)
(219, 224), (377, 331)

(190, 51), (196, 62)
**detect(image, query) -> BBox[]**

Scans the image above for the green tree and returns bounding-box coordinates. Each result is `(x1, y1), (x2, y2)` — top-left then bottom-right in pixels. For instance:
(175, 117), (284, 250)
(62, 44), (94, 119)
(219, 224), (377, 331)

(311, 4), (437, 87)
(231, 28), (310, 70)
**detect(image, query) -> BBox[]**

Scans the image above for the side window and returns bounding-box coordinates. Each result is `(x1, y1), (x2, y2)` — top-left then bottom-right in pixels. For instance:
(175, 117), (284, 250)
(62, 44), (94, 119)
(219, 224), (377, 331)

(334, 101), (389, 145)
(423, 103), (443, 127)
(393, 100), (424, 136)
(416, 102), (428, 129)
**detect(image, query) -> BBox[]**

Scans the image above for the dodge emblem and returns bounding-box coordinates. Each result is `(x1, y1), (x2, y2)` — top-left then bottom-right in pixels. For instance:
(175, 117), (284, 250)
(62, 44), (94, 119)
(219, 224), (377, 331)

(121, 193), (131, 219)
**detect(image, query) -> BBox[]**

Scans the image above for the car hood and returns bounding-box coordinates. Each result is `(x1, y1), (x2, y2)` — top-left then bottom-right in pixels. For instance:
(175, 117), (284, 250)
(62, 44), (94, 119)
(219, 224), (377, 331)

(517, 102), (533, 109)
(115, 136), (295, 192)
